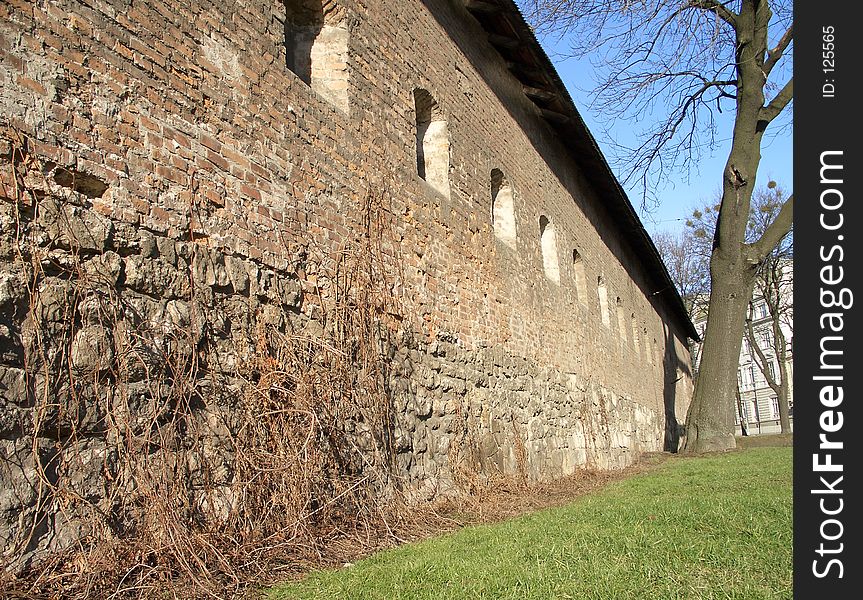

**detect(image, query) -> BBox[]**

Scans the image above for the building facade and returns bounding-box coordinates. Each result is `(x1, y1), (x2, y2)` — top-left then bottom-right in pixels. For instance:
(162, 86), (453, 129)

(0, 0), (697, 568)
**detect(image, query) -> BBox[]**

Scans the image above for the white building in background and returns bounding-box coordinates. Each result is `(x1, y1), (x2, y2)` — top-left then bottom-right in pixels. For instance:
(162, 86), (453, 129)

(691, 262), (793, 436)
(734, 296), (793, 435)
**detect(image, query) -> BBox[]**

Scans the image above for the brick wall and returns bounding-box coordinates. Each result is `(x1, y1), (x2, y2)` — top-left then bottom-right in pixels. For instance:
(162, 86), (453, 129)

(0, 0), (694, 568)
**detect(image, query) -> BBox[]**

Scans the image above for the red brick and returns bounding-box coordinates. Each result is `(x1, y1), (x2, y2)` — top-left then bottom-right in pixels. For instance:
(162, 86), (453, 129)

(243, 184), (262, 202)
(138, 114), (160, 132)
(114, 41), (134, 60)
(220, 146), (250, 170)
(69, 15), (92, 37)
(165, 128), (191, 149)
(205, 149), (229, 172)
(15, 77), (48, 96)
(198, 133), (221, 153)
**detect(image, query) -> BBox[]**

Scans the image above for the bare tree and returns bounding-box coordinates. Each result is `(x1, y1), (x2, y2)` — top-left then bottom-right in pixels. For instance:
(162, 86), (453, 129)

(736, 385), (749, 436)
(521, 0), (793, 452)
(653, 228), (709, 315)
(659, 184), (793, 436)
(744, 184), (793, 433)
(653, 226), (710, 372)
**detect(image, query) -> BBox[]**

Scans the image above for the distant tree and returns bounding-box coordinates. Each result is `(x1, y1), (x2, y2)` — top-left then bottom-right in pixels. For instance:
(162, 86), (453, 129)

(653, 228), (709, 316)
(736, 385), (749, 436)
(743, 184), (793, 433)
(521, 0), (793, 452)
(653, 227), (709, 372)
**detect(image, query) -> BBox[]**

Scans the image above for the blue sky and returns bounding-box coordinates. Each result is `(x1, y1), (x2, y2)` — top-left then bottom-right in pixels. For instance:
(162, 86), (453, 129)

(536, 41), (794, 238)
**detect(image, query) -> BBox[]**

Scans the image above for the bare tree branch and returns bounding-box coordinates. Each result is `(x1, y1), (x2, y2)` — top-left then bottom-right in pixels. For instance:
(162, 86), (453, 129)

(745, 310), (779, 391)
(688, 0), (738, 28)
(759, 78), (793, 124)
(747, 193), (793, 264)
(763, 24), (793, 76)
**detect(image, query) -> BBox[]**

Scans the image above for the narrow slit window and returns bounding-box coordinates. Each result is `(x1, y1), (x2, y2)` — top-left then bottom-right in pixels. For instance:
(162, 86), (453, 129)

(616, 298), (627, 342)
(597, 275), (610, 327)
(284, 1), (349, 112)
(539, 216), (560, 283)
(414, 89), (450, 198)
(572, 249), (586, 304)
(491, 169), (516, 249)
(645, 329), (653, 365)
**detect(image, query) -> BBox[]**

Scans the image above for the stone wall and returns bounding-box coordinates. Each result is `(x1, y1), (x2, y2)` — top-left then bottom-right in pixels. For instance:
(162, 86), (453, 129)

(0, 0), (694, 571)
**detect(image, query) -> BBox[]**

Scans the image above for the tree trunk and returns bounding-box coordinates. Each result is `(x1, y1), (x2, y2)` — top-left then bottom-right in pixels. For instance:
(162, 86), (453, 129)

(736, 386), (749, 436)
(777, 362), (791, 433)
(753, 318), (793, 434)
(773, 300), (793, 434)
(681, 0), (784, 453)
(683, 253), (757, 452)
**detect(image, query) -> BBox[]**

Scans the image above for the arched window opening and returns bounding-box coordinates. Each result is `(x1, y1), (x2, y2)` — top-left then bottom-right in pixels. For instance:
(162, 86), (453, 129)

(539, 215), (560, 283)
(414, 88), (450, 198)
(597, 275), (610, 327)
(645, 329), (653, 365)
(616, 298), (627, 341)
(491, 169), (516, 249)
(284, 1), (349, 112)
(572, 249), (587, 304)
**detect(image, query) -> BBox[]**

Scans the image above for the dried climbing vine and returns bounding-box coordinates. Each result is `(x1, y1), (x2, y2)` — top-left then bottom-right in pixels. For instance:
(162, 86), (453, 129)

(0, 128), (418, 599)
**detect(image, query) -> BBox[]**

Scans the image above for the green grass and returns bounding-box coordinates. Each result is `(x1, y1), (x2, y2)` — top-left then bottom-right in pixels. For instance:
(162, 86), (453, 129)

(269, 447), (792, 600)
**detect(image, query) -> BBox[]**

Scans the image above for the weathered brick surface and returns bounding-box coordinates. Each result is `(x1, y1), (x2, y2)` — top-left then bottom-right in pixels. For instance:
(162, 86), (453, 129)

(0, 0), (694, 565)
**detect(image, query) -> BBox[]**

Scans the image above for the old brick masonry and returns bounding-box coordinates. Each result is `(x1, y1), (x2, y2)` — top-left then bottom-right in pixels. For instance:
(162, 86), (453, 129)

(0, 0), (696, 566)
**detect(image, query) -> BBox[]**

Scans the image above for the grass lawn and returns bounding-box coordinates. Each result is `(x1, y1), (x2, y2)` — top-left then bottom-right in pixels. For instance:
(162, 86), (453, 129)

(269, 446), (792, 600)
